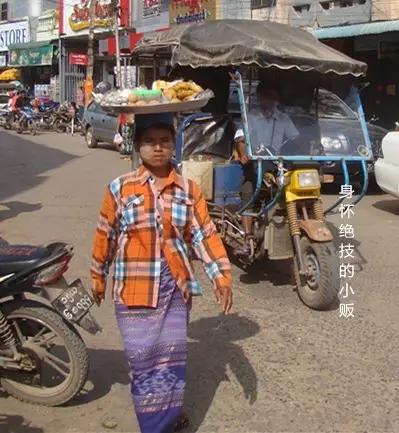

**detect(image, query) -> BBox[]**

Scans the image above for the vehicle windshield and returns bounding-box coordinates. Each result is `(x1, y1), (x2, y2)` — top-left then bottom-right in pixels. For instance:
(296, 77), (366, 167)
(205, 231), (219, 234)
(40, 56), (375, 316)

(312, 90), (357, 120)
(229, 83), (357, 120)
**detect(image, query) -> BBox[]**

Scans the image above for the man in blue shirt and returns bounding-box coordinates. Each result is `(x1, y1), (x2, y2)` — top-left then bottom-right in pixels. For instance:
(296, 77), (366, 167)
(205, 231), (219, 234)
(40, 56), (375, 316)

(234, 82), (299, 256)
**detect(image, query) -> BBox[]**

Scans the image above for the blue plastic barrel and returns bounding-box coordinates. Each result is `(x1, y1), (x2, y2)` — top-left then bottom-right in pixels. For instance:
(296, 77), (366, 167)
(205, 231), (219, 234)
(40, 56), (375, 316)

(213, 163), (244, 207)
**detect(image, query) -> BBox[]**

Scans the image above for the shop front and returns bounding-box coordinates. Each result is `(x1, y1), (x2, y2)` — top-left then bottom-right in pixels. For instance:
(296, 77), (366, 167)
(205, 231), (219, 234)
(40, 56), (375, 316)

(7, 42), (58, 98)
(313, 21), (399, 129)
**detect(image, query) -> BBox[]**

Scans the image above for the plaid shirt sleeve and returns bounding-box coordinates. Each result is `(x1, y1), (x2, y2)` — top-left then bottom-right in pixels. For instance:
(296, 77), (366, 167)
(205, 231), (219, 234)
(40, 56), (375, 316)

(91, 185), (119, 295)
(190, 181), (232, 291)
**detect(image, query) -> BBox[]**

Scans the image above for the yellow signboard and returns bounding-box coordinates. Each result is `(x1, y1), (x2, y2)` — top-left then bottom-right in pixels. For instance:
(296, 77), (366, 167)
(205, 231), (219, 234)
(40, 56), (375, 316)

(0, 68), (21, 81)
(169, 0), (217, 26)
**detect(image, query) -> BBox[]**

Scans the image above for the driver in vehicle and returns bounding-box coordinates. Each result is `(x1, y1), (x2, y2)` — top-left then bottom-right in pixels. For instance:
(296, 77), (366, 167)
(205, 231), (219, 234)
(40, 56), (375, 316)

(233, 82), (300, 255)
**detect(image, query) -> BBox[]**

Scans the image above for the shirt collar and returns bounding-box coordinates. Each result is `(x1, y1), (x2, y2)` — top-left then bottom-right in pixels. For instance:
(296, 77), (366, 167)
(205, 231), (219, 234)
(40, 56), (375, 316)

(137, 164), (185, 190)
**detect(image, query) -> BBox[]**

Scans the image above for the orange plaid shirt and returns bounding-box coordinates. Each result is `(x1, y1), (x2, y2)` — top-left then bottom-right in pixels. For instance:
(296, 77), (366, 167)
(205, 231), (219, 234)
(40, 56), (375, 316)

(91, 165), (232, 307)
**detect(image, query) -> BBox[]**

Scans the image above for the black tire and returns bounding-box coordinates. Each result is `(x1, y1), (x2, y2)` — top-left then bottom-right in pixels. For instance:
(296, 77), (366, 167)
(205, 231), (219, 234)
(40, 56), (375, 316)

(55, 119), (67, 133)
(31, 122), (37, 136)
(294, 237), (339, 310)
(1, 301), (89, 406)
(86, 126), (97, 148)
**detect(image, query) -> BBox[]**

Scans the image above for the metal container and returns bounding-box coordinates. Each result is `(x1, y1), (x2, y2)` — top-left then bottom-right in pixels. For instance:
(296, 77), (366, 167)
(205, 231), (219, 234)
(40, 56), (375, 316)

(213, 163), (244, 207)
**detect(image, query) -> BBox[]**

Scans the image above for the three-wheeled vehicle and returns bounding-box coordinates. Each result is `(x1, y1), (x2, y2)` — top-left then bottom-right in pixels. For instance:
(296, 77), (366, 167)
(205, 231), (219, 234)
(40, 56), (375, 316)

(132, 20), (372, 310)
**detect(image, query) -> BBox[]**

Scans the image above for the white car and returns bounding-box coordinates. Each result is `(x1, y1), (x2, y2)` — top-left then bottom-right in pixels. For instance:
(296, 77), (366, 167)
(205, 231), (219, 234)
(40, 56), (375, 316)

(375, 131), (399, 198)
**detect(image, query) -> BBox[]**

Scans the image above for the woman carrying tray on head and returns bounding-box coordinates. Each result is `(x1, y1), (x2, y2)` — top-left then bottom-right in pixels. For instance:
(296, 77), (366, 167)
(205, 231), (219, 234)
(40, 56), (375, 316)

(91, 112), (233, 433)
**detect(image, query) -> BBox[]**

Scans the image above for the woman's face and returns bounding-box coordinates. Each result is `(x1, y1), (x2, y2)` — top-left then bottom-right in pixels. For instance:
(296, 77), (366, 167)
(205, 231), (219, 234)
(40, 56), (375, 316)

(138, 126), (175, 169)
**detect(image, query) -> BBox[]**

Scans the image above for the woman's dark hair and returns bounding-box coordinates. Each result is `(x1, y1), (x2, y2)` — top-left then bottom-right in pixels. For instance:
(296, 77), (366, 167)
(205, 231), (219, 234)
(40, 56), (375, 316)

(134, 123), (176, 150)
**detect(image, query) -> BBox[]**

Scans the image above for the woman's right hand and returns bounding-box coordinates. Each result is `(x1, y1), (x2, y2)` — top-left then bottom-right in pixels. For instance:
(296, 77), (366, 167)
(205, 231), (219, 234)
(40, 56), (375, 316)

(215, 286), (233, 315)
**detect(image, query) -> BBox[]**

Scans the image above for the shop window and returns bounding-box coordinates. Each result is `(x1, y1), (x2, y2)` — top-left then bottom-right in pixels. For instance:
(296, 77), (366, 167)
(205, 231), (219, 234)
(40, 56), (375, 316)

(251, 0), (277, 8)
(1, 2), (8, 21)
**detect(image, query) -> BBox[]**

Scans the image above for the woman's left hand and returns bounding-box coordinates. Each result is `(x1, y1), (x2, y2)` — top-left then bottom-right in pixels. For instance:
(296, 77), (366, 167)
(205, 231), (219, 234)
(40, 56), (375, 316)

(215, 286), (233, 315)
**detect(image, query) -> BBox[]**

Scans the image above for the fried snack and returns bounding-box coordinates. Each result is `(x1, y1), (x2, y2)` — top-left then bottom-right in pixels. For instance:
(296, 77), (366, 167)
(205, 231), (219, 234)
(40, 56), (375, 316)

(176, 89), (196, 100)
(189, 81), (204, 93)
(153, 80), (170, 91)
(147, 100), (160, 105)
(134, 100), (148, 106)
(172, 82), (192, 92)
(163, 88), (177, 101)
(128, 92), (138, 104)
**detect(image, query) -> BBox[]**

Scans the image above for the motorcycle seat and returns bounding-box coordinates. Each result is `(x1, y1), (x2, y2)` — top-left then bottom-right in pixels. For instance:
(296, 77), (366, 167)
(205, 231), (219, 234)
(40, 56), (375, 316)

(0, 245), (50, 275)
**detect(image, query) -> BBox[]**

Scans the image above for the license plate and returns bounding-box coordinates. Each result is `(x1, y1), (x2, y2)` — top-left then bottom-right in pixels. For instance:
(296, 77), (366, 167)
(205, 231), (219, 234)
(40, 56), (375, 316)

(52, 279), (94, 323)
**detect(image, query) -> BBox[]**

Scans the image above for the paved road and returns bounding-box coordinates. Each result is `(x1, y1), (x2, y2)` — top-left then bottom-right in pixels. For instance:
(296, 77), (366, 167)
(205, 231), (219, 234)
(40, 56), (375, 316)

(1, 130), (398, 433)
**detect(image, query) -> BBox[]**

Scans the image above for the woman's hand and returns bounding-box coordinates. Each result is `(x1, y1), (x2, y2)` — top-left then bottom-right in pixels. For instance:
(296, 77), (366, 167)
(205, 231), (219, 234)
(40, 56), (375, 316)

(92, 290), (105, 306)
(215, 286), (233, 315)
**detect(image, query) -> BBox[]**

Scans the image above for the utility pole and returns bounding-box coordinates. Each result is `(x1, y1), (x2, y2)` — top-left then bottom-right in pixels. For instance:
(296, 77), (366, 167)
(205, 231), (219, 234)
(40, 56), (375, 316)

(85, 0), (96, 106)
(111, 0), (122, 88)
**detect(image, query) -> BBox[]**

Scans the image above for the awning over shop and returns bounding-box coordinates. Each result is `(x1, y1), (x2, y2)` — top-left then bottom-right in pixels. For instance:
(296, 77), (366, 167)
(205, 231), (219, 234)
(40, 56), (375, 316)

(312, 20), (399, 40)
(8, 42), (54, 67)
(0, 68), (21, 81)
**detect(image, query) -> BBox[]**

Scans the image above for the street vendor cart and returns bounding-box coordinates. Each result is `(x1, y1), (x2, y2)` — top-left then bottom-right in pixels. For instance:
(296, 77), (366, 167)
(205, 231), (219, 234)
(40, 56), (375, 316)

(104, 19), (371, 311)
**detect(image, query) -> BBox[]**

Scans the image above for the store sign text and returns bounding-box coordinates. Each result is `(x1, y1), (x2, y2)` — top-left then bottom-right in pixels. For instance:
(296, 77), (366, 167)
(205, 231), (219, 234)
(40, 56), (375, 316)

(170, 0), (215, 25)
(0, 22), (30, 51)
(144, 0), (160, 18)
(68, 0), (114, 33)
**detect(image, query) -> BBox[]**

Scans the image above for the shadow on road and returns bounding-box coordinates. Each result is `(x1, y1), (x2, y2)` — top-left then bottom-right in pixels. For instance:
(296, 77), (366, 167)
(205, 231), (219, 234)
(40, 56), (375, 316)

(68, 348), (130, 407)
(238, 258), (293, 286)
(0, 415), (43, 433)
(372, 199), (399, 216)
(62, 317), (258, 432)
(0, 201), (42, 222)
(185, 314), (259, 432)
(0, 131), (78, 202)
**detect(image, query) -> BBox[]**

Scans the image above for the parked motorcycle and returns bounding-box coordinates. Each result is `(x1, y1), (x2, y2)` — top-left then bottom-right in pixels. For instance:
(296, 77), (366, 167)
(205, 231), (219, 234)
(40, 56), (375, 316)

(0, 108), (12, 129)
(53, 103), (73, 133)
(0, 240), (100, 406)
(16, 106), (38, 135)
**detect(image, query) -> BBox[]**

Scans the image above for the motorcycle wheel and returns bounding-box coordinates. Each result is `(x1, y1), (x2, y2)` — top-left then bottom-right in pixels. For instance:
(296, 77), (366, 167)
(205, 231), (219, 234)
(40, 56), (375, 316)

(17, 121), (24, 134)
(55, 119), (67, 133)
(30, 122), (37, 136)
(293, 237), (339, 310)
(1, 300), (89, 406)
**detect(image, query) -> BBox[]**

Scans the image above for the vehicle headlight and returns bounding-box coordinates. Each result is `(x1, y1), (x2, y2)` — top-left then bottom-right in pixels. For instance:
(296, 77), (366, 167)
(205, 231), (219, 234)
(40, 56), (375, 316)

(321, 136), (343, 150)
(297, 170), (321, 189)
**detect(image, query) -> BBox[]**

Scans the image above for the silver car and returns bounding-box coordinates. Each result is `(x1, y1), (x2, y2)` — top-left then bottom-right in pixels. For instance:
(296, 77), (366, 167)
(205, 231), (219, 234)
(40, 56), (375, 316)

(83, 101), (118, 148)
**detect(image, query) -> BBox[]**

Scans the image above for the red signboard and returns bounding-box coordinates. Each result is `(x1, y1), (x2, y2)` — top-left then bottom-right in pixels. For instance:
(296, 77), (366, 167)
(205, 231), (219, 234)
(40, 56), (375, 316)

(69, 53), (88, 66)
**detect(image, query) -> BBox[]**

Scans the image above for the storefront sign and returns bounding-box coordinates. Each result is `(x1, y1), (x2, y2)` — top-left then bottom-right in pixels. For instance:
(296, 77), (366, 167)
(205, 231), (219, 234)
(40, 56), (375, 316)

(134, 0), (169, 33)
(8, 44), (53, 67)
(69, 53), (88, 66)
(63, 0), (114, 36)
(0, 21), (30, 52)
(169, 0), (217, 25)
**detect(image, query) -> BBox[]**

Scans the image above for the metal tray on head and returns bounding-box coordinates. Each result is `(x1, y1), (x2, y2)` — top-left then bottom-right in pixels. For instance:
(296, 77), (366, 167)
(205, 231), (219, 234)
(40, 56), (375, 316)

(101, 91), (214, 115)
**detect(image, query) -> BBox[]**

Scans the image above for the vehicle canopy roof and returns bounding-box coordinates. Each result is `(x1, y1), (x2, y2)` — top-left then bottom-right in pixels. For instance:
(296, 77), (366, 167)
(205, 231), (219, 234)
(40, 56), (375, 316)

(133, 19), (367, 77)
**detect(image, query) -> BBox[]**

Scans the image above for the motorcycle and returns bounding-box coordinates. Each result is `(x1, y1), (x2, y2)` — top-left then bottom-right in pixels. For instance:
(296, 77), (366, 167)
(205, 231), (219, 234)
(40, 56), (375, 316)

(0, 240), (100, 406)
(16, 105), (38, 135)
(0, 108), (12, 129)
(52, 103), (73, 133)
